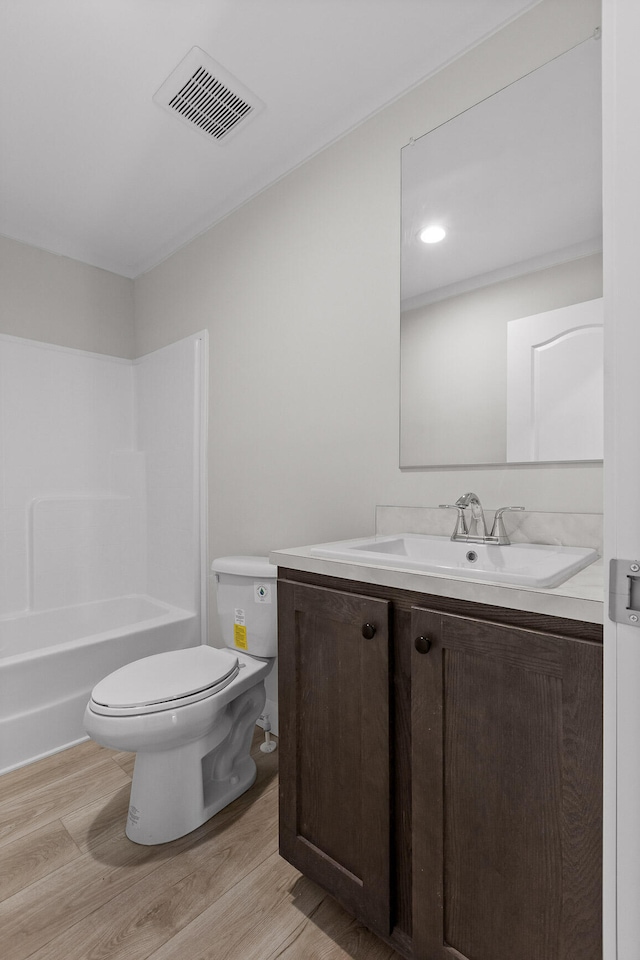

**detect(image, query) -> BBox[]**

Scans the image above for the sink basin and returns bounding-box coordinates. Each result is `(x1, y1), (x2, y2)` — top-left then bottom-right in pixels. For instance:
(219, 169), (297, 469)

(309, 534), (598, 588)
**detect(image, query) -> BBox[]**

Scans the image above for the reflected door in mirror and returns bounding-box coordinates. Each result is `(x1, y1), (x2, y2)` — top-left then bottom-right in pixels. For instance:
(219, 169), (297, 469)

(506, 297), (603, 462)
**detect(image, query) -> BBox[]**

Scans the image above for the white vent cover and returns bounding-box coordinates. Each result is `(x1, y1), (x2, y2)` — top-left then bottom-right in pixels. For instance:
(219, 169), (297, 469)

(153, 47), (264, 143)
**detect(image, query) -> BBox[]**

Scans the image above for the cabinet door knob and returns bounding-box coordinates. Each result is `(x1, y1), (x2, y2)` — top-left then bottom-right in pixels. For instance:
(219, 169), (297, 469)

(361, 623), (376, 639)
(414, 635), (432, 654)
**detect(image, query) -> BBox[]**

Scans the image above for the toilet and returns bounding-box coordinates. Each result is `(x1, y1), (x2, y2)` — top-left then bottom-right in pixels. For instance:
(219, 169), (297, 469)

(84, 556), (277, 845)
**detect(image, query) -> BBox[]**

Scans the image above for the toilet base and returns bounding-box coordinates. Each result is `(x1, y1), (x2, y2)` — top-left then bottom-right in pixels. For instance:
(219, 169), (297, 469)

(125, 681), (266, 845)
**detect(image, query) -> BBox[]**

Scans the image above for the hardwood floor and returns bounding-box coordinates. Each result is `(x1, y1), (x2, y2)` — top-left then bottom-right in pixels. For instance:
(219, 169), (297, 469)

(0, 731), (402, 960)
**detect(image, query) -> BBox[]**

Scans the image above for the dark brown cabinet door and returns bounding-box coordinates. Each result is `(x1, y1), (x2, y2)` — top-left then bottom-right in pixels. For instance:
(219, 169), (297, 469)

(278, 579), (391, 936)
(411, 607), (602, 960)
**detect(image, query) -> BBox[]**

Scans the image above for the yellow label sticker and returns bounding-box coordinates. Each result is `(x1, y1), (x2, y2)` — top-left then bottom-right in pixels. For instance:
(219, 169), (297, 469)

(234, 624), (248, 650)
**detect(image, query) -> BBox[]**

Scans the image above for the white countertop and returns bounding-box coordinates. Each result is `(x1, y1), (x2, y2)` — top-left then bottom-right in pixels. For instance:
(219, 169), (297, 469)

(270, 544), (604, 625)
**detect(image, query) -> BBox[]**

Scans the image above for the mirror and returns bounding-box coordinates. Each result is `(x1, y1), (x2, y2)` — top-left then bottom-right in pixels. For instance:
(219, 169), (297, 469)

(400, 38), (602, 467)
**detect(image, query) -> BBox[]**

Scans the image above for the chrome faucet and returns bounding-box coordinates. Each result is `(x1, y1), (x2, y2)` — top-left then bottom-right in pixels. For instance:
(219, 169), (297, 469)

(455, 492), (487, 539)
(439, 494), (524, 544)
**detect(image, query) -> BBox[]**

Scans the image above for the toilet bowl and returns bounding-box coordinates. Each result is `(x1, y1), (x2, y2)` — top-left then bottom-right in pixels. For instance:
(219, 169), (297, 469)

(84, 556), (277, 845)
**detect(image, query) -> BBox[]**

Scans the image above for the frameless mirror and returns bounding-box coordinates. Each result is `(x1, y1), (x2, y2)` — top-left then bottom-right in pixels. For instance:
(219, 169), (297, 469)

(400, 38), (602, 467)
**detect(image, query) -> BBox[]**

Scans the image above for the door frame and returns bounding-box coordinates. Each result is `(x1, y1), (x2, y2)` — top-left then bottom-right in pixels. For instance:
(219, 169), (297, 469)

(602, 2), (640, 957)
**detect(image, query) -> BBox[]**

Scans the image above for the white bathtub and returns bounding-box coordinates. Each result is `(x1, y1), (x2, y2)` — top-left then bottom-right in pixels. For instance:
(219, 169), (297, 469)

(0, 595), (199, 774)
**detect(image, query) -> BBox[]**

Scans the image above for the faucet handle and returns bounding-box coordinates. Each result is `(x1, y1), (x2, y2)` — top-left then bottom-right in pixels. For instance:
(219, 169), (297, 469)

(490, 506), (525, 543)
(439, 504), (469, 539)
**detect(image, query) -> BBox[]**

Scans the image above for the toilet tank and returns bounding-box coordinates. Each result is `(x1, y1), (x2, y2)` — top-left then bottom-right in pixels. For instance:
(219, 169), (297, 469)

(211, 556), (277, 658)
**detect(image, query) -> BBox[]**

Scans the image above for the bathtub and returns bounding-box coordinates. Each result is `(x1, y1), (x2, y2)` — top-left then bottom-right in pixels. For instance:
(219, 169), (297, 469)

(0, 595), (200, 775)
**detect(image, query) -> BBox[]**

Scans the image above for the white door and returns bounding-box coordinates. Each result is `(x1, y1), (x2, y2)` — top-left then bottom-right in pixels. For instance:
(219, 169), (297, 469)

(603, 1), (640, 957)
(506, 298), (603, 461)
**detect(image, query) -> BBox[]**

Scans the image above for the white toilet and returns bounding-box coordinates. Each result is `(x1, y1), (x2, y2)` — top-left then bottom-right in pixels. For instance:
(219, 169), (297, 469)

(84, 556), (277, 845)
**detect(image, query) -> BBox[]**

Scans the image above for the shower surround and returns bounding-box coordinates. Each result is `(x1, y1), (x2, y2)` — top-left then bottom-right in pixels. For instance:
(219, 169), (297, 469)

(0, 331), (208, 773)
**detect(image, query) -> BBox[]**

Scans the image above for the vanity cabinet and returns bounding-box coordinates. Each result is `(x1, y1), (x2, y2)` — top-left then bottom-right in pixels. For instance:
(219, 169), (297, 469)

(277, 579), (392, 936)
(277, 569), (603, 960)
(411, 607), (602, 960)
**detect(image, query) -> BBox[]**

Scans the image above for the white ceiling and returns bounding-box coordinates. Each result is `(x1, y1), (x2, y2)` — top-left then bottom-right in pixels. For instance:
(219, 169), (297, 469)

(0, 0), (538, 279)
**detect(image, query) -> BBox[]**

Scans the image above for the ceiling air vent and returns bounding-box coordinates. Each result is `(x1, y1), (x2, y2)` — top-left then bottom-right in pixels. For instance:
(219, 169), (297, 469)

(153, 47), (264, 143)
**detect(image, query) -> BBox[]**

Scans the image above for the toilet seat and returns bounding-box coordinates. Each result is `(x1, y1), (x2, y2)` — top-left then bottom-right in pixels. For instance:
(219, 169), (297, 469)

(89, 646), (240, 717)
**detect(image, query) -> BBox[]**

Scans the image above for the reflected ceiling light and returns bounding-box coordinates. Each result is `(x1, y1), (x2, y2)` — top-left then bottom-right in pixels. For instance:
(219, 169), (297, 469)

(419, 225), (446, 244)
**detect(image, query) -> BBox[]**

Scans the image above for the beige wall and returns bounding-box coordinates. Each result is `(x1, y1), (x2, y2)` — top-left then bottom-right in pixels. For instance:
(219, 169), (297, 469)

(0, 235), (134, 357)
(134, 0), (603, 611)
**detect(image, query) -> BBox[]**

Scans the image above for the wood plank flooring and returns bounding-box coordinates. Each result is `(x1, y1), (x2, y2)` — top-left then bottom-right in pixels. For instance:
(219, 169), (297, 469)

(0, 731), (402, 960)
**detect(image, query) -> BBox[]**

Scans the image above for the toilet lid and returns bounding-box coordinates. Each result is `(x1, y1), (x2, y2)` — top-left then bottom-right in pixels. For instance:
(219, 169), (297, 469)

(90, 645), (240, 715)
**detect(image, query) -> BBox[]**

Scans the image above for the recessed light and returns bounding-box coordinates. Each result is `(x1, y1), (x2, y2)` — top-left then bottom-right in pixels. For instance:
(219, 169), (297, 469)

(419, 225), (446, 244)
